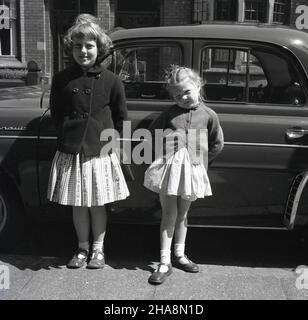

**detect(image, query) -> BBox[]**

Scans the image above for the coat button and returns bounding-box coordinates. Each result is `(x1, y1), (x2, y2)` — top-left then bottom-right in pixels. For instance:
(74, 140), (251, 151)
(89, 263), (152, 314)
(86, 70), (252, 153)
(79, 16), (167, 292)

(84, 88), (92, 95)
(72, 88), (79, 94)
(83, 112), (89, 118)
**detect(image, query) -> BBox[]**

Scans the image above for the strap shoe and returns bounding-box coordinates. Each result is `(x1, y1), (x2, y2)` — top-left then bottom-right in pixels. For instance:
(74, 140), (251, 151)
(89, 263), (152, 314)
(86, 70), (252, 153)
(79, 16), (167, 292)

(148, 263), (173, 285)
(66, 248), (89, 269)
(87, 249), (105, 269)
(173, 255), (199, 273)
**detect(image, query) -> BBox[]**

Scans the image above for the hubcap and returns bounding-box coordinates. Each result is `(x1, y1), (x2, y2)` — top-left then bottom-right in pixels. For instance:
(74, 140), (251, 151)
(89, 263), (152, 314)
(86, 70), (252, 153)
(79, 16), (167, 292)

(0, 194), (7, 234)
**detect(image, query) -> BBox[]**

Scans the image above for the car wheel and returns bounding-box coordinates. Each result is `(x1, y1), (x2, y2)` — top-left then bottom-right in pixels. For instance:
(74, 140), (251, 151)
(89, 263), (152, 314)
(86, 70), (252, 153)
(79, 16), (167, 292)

(0, 180), (24, 252)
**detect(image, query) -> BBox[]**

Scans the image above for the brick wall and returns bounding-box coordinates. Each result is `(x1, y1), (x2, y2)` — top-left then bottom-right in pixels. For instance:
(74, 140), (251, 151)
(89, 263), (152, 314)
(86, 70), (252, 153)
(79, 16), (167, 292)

(97, 0), (116, 32)
(161, 0), (192, 26)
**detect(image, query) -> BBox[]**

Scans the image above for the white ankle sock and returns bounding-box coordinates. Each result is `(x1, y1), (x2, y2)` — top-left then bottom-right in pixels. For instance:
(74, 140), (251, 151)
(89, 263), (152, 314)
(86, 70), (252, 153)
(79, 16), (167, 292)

(174, 243), (190, 264)
(92, 240), (104, 251)
(159, 249), (171, 272)
(174, 243), (185, 257)
(91, 241), (104, 259)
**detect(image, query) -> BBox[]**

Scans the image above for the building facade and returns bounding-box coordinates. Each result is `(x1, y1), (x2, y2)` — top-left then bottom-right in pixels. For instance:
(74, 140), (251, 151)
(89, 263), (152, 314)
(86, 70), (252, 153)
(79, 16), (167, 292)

(0, 0), (308, 85)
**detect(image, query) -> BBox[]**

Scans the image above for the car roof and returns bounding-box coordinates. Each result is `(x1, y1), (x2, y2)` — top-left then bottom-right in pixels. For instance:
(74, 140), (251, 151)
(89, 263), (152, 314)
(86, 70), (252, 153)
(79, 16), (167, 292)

(110, 23), (308, 76)
(110, 23), (306, 44)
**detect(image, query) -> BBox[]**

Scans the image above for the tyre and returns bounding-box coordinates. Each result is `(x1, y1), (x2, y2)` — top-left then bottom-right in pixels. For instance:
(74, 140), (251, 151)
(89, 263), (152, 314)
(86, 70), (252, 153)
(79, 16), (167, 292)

(0, 178), (24, 252)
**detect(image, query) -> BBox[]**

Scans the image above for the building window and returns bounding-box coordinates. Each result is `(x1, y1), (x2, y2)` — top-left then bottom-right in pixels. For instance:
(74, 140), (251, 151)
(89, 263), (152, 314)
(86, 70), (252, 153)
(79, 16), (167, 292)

(245, 0), (267, 22)
(0, 0), (17, 56)
(193, 0), (207, 23)
(273, 0), (289, 24)
(214, 0), (237, 21)
(211, 48), (236, 68)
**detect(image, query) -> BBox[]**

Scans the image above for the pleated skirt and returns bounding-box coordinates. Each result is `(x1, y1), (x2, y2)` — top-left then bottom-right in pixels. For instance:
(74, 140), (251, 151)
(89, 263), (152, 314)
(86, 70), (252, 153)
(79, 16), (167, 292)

(47, 151), (130, 207)
(144, 147), (212, 201)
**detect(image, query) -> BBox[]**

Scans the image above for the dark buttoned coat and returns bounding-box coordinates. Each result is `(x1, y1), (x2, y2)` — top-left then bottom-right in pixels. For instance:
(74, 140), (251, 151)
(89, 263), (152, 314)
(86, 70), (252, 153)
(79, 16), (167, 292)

(50, 63), (127, 157)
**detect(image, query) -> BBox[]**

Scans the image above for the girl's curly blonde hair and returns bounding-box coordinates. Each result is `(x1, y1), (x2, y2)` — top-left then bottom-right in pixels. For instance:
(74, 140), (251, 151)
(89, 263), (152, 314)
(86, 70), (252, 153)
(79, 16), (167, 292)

(64, 22), (112, 62)
(165, 65), (203, 93)
(73, 13), (99, 25)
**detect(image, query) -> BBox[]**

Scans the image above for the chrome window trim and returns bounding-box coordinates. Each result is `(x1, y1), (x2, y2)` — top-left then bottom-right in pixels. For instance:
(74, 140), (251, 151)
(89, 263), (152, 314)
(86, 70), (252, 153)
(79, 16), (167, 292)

(1, 136), (308, 149)
(188, 224), (288, 230)
(225, 142), (308, 148)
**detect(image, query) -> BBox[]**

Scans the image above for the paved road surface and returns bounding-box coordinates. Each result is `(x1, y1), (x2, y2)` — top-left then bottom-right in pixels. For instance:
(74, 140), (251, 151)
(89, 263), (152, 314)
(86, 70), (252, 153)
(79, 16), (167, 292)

(1, 221), (308, 300)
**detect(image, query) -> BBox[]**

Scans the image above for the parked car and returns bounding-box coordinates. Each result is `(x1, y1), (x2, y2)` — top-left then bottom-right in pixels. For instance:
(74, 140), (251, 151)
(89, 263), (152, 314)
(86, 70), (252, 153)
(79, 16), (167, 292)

(1, 23), (308, 249)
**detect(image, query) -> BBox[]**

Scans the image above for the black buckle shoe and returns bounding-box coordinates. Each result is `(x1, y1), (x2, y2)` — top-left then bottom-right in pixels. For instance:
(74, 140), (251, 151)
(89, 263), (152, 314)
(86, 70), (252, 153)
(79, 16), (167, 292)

(148, 263), (173, 285)
(66, 248), (89, 269)
(87, 249), (105, 269)
(173, 255), (199, 273)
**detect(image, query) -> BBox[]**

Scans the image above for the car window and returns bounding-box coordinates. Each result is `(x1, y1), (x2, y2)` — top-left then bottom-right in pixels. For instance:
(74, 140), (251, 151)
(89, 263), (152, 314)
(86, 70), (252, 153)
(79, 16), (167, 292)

(201, 46), (306, 105)
(109, 45), (182, 100)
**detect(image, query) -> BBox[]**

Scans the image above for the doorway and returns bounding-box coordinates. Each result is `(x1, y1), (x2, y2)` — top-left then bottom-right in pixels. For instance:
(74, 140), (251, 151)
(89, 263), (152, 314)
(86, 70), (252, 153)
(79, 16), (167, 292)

(116, 0), (160, 28)
(51, 0), (96, 72)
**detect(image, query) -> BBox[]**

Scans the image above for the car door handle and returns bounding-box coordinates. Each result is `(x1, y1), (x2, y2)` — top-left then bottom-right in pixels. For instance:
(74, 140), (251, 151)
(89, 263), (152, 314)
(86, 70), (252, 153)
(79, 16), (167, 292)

(285, 127), (308, 140)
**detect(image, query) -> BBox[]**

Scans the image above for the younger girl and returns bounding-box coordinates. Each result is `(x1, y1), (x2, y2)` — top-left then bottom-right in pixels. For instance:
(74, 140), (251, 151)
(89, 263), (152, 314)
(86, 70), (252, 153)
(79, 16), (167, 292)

(47, 20), (129, 269)
(144, 65), (224, 284)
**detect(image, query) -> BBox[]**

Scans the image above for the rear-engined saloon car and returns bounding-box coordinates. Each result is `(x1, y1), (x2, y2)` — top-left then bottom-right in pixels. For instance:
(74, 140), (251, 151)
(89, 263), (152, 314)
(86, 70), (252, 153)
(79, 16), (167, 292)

(1, 24), (308, 249)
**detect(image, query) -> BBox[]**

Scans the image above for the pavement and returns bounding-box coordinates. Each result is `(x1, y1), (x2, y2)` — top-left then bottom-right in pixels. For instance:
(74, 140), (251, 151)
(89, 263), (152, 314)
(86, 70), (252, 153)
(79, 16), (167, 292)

(1, 254), (308, 300)
(0, 84), (49, 108)
(1, 224), (308, 300)
(0, 85), (44, 100)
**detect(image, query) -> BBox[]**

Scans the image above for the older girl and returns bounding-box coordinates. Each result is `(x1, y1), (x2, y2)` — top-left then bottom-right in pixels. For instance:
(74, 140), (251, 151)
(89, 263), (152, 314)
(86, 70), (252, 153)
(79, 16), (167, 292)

(47, 19), (129, 269)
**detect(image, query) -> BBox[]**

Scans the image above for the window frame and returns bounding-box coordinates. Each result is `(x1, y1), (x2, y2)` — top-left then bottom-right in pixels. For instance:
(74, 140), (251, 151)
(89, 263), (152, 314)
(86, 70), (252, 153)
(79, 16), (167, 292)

(192, 0), (207, 23)
(0, 0), (18, 57)
(244, 0), (267, 23)
(201, 45), (252, 103)
(273, 0), (289, 24)
(108, 41), (184, 101)
(199, 42), (308, 106)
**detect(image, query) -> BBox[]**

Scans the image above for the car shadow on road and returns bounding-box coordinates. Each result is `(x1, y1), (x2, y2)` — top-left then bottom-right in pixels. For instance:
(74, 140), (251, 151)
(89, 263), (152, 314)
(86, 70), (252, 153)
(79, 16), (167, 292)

(0, 222), (159, 272)
(0, 222), (307, 271)
(186, 227), (307, 269)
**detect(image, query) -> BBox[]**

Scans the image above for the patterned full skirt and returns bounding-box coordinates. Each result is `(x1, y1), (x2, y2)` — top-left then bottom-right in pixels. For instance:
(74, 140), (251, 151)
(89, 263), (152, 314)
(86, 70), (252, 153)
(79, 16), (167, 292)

(144, 147), (212, 201)
(47, 151), (130, 207)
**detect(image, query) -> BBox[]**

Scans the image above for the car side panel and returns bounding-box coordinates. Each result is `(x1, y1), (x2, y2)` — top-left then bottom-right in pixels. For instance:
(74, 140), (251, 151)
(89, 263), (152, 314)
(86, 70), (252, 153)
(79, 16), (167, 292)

(0, 108), (45, 209)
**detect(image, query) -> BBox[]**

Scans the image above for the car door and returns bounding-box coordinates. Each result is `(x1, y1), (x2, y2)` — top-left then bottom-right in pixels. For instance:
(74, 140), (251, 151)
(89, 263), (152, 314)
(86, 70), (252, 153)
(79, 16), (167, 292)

(191, 39), (308, 228)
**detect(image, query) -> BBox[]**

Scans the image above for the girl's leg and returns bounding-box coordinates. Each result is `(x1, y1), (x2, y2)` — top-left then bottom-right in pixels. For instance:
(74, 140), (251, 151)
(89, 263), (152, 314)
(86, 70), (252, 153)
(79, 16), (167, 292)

(149, 195), (177, 284)
(89, 205), (107, 251)
(159, 194), (178, 267)
(72, 206), (90, 250)
(174, 197), (191, 244)
(67, 206), (90, 268)
(149, 194), (178, 283)
(87, 206), (107, 269)
(173, 198), (199, 272)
